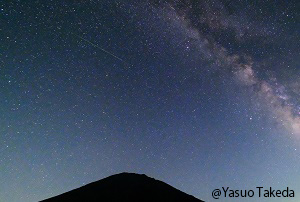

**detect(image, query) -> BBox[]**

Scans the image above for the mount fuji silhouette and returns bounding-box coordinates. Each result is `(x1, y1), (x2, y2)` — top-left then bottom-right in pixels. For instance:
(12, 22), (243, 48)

(41, 172), (204, 202)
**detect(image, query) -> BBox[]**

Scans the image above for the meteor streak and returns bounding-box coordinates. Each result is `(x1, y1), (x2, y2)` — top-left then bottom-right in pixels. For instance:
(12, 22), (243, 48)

(76, 34), (125, 62)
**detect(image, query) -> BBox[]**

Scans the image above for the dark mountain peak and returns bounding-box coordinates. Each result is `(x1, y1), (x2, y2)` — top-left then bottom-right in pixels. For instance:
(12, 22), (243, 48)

(105, 172), (149, 179)
(42, 172), (204, 202)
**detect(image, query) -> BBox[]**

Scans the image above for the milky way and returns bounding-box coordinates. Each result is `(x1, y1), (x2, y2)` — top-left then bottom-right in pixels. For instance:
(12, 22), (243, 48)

(150, 0), (300, 136)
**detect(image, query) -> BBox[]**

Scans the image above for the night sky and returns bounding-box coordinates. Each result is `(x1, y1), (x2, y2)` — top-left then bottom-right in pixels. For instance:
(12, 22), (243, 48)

(1, 0), (299, 201)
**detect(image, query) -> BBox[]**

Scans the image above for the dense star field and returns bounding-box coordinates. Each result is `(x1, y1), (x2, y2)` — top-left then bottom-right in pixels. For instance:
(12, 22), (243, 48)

(1, 0), (299, 201)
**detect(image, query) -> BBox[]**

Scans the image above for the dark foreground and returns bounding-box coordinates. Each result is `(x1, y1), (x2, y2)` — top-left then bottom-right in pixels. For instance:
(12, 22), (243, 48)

(41, 172), (204, 202)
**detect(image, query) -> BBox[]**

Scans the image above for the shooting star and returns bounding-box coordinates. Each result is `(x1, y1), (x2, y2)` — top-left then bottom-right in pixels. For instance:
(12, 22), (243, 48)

(75, 34), (125, 62)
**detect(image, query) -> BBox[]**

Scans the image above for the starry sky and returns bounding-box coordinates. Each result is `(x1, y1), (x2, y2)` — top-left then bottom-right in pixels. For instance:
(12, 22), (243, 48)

(0, 0), (299, 201)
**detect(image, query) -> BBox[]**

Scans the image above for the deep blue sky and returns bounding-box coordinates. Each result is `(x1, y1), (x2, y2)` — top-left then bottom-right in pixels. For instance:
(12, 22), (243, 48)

(1, 0), (299, 201)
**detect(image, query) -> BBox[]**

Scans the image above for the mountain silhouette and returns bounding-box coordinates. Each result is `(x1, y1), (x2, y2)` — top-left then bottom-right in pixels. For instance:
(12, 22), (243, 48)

(41, 172), (204, 202)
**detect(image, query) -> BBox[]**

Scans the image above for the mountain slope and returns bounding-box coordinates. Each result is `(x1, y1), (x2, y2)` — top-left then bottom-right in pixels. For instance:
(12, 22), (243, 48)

(41, 172), (204, 202)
